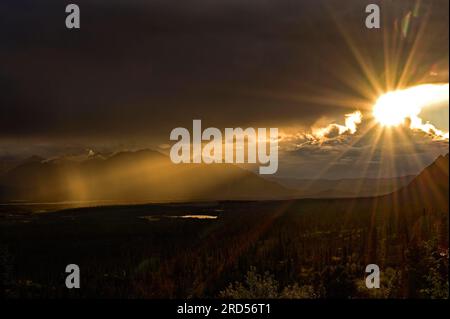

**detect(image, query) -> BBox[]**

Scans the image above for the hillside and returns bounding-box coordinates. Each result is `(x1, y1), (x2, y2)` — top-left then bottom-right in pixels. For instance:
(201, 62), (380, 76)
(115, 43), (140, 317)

(267, 175), (415, 198)
(0, 149), (291, 202)
(392, 153), (449, 213)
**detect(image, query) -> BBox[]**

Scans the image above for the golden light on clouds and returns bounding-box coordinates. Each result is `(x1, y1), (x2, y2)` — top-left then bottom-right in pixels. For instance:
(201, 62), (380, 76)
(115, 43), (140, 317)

(313, 110), (362, 139)
(373, 83), (449, 139)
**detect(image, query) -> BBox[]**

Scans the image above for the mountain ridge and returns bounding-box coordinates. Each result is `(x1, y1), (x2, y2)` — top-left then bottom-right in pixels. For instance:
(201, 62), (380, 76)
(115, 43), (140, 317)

(0, 149), (292, 202)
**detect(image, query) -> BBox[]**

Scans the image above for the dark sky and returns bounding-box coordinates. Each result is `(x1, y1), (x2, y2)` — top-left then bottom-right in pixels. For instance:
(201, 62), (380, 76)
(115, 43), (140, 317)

(0, 0), (448, 178)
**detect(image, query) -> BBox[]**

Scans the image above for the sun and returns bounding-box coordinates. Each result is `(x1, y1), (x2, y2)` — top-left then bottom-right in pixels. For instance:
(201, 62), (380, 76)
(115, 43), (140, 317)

(373, 83), (449, 129)
(373, 91), (416, 127)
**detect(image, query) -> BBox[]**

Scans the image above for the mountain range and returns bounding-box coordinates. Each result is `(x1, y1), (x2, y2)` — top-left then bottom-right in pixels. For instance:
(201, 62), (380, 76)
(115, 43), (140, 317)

(0, 150), (290, 202)
(0, 150), (448, 205)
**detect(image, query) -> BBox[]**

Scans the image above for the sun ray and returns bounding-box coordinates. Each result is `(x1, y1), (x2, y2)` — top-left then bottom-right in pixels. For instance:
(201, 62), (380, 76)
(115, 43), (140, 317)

(325, 4), (384, 96)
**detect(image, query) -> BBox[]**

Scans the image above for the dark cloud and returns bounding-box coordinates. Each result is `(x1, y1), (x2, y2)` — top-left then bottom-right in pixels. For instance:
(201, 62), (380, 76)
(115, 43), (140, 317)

(1, 0), (448, 142)
(0, 0), (448, 177)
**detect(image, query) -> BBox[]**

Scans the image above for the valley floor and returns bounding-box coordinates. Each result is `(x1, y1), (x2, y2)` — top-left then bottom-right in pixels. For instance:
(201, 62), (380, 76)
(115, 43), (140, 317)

(1, 198), (448, 298)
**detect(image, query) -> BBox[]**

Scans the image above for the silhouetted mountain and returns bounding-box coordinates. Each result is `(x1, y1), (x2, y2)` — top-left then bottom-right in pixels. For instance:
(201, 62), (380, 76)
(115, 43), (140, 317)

(1, 150), (447, 207)
(0, 156), (30, 176)
(0, 149), (291, 202)
(267, 175), (415, 198)
(21, 155), (45, 164)
(393, 153), (449, 213)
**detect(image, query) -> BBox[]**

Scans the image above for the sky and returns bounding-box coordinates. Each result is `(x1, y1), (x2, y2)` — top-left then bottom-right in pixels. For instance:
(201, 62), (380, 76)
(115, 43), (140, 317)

(0, 0), (449, 178)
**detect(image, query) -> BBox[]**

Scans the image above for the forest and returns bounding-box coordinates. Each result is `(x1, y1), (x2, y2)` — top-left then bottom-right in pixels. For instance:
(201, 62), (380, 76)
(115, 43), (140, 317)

(0, 198), (447, 298)
(0, 154), (448, 299)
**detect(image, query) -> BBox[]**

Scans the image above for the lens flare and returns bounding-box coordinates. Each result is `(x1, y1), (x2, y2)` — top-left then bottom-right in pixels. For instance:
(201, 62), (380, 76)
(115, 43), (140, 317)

(373, 83), (449, 139)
